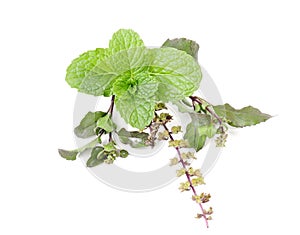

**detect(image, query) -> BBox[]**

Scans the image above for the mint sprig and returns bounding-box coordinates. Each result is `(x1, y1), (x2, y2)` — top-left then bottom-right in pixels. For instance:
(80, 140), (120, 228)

(65, 29), (202, 129)
(59, 29), (272, 229)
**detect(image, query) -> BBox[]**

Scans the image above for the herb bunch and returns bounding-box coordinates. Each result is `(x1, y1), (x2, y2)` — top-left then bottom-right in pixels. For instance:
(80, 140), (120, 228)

(59, 29), (271, 228)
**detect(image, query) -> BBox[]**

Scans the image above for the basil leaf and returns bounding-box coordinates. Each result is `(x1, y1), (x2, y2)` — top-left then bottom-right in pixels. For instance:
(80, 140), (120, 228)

(96, 114), (115, 133)
(58, 149), (78, 160)
(117, 128), (149, 148)
(213, 103), (272, 127)
(162, 38), (199, 60)
(74, 111), (106, 138)
(184, 113), (217, 152)
(86, 146), (106, 167)
(58, 138), (98, 161)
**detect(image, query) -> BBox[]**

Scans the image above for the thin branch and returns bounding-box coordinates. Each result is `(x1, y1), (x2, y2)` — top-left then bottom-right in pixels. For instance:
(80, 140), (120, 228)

(108, 95), (115, 142)
(157, 113), (209, 228)
(107, 95), (115, 116)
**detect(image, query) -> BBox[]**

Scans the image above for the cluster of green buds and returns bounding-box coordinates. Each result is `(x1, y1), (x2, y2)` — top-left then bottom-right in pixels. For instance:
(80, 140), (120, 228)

(176, 166), (201, 178)
(215, 132), (228, 147)
(157, 130), (169, 141)
(170, 151), (197, 168)
(168, 139), (189, 148)
(182, 151), (197, 161)
(154, 112), (173, 123)
(154, 102), (167, 111)
(103, 142), (129, 164)
(157, 125), (182, 141)
(87, 141), (128, 167)
(147, 103), (174, 145)
(177, 167), (205, 192)
(195, 206), (213, 220)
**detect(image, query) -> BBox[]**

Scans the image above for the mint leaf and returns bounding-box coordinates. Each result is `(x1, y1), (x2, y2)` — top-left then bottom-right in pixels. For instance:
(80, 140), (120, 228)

(58, 149), (78, 160)
(66, 30), (202, 104)
(96, 114), (115, 133)
(213, 104), (272, 127)
(148, 48), (202, 101)
(79, 46), (147, 96)
(162, 38), (199, 60)
(74, 111), (106, 138)
(65, 30), (202, 130)
(86, 146), (106, 167)
(184, 114), (217, 152)
(116, 93), (155, 130)
(109, 29), (144, 54)
(66, 48), (107, 90)
(79, 46), (202, 100)
(78, 60), (117, 96)
(115, 76), (157, 129)
(112, 70), (153, 97)
(69, 29), (146, 96)
(117, 128), (149, 148)
(111, 47), (201, 129)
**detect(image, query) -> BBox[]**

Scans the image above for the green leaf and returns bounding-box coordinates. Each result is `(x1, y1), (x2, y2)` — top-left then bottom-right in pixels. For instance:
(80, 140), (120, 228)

(65, 30), (202, 130)
(112, 70), (154, 97)
(148, 48), (202, 101)
(96, 114), (115, 133)
(79, 46), (147, 96)
(58, 149), (78, 160)
(58, 138), (98, 161)
(213, 103), (272, 127)
(66, 30), (202, 103)
(86, 146), (106, 167)
(111, 49), (202, 130)
(74, 111), (106, 138)
(115, 73), (157, 130)
(117, 128), (149, 148)
(66, 29), (144, 95)
(77, 59), (118, 96)
(103, 142), (116, 152)
(116, 90), (155, 130)
(109, 29), (144, 54)
(116, 95), (155, 130)
(101, 46), (201, 129)
(79, 46), (202, 100)
(65, 48), (107, 89)
(162, 38), (199, 60)
(184, 114), (217, 152)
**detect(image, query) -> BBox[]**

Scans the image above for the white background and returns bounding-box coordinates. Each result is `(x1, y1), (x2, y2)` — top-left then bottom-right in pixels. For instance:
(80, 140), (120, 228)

(0, 0), (299, 234)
